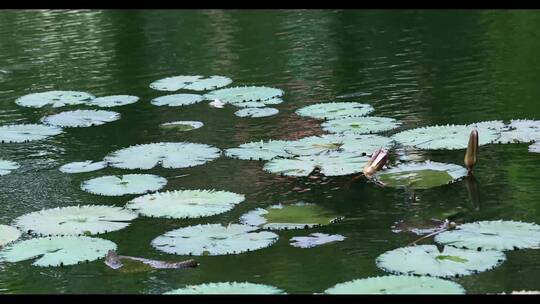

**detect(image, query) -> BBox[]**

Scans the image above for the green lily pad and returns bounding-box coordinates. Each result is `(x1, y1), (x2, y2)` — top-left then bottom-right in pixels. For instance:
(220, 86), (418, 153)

(0, 225), (21, 246)
(159, 121), (203, 131)
(59, 160), (107, 173)
(0, 236), (116, 267)
(86, 95), (139, 107)
(0, 124), (63, 143)
(324, 275), (465, 294)
(234, 107), (279, 118)
(0, 159), (19, 175)
(41, 110), (120, 128)
(81, 174), (167, 196)
(150, 75), (232, 91)
(530, 141), (540, 153)
(434, 220), (540, 251)
(205, 86), (283, 104)
(164, 282), (286, 294)
(494, 120), (540, 144)
(284, 134), (393, 156)
(295, 102), (374, 120)
(225, 139), (292, 161)
(375, 245), (506, 278)
(150, 94), (205, 107)
(321, 116), (401, 135)
(290, 233), (345, 248)
(375, 161), (467, 190)
(15, 90), (95, 108)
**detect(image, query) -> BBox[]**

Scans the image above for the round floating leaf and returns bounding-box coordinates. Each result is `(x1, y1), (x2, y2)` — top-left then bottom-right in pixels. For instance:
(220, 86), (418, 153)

(225, 139), (292, 161)
(295, 102), (374, 120)
(290, 233), (345, 248)
(151, 224), (278, 256)
(205, 86), (283, 104)
(160, 121), (203, 131)
(263, 151), (369, 177)
(150, 75), (232, 92)
(391, 121), (503, 150)
(0, 159), (19, 175)
(284, 134), (393, 156)
(150, 94), (205, 107)
(81, 174), (167, 196)
(434, 220), (540, 251)
(104, 142), (221, 170)
(41, 110), (120, 128)
(321, 117), (401, 135)
(229, 97), (284, 108)
(375, 245), (506, 278)
(164, 282), (286, 294)
(495, 120), (540, 144)
(0, 236), (116, 267)
(126, 189), (245, 219)
(375, 161), (467, 190)
(324, 275), (465, 294)
(234, 107), (279, 118)
(0, 124), (63, 143)
(529, 141), (540, 153)
(86, 95), (139, 107)
(59, 160), (107, 173)
(15, 90), (95, 108)
(13, 205), (138, 236)
(240, 203), (343, 230)
(0, 225), (21, 246)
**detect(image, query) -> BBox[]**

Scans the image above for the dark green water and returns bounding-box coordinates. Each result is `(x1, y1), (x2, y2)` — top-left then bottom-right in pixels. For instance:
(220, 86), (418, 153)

(0, 9), (540, 294)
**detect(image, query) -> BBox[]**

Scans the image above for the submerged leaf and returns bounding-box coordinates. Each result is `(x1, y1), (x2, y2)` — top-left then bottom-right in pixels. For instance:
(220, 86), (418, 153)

(295, 102), (374, 120)
(234, 107), (279, 118)
(86, 95), (139, 108)
(41, 110), (120, 128)
(205, 86), (283, 104)
(324, 275), (465, 294)
(151, 94), (205, 107)
(150, 75), (232, 91)
(159, 121), (204, 131)
(0, 225), (21, 246)
(0, 124), (63, 143)
(15, 91), (95, 108)
(59, 160), (107, 174)
(0, 159), (19, 175)
(81, 174), (167, 196)
(375, 161), (467, 190)
(290, 233), (345, 248)
(164, 282), (286, 294)
(321, 116), (401, 135)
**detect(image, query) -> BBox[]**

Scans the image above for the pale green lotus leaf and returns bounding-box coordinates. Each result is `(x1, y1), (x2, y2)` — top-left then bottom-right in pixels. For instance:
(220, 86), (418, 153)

(0, 124), (63, 143)
(59, 160), (107, 173)
(15, 90), (95, 108)
(0, 225), (21, 246)
(13, 205), (138, 236)
(205, 86), (284, 104)
(434, 220), (540, 251)
(0, 236), (116, 267)
(284, 134), (393, 156)
(225, 139), (292, 161)
(151, 224), (278, 256)
(529, 141), (540, 153)
(290, 233), (345, 248)
(164, 282), (286, 294)
(0, 159), (19, 175)
(160, 121), (204, 131)
(126, 189), (245, 219)
(295, 102), (374, 120)
(494, 120), (540, 144)
(86, 95), (139, 107)
(391, 121), (504, 150)
(264, 151), (369, 177)
(81, 174), (167, 196)
(234, 107), (279, 118)
(240, 203), (343, 230)
(151, 94), (205, 107)
(104, 142), (221, 170)
(375, 161), (467, 190)
(376, 245), (506, 278)
(150, 75), (232, 92)
(41, 110), (120, 128)
(230, 97), (284, 108)
(321, 116), (401, 135)
(324, 275), (465, 294)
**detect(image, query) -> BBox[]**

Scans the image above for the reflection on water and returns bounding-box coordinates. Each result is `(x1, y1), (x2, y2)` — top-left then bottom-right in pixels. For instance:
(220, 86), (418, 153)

(0, 9), (540, 294)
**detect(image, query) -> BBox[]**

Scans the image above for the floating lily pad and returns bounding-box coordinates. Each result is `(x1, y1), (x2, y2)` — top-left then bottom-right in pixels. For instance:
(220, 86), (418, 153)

(375, 161), (467, 190)
(0, 159), (19, 175)
(295, 102), (374, 120)
(263, 151), (369, 177)
(495, 120), (540, 144)
(15, 91), (95, 108)
(41, 110), (120, 128)
(529, 141), (540, 153)
(81, 174), (167, 196)
(150, 94), (205, 107)
(0, 124), (63, 143)
(391, 121), (504, 150)
(240, 203), (343, 230)
(205, 86), (283, 104)
(324, 275), (465, 294)
(125, 189), (245, 219)
(104, 142), (221, 170)
(230, 98), (284, 108)
(86, 95), (139, 107)
(59, 161), (107, 173)
(13, 205), (138, 236)
(290, 233), (345, 248)
(164, 282), (286, 294)
(151, 224), (278, 256)
(284, 134), (393, 157)
(159, 121), (203, 131)
(375, 245), (506, 278)
(150, 75), (232, 91)
(0, 225), (21, 246)
(321, 117), (401, 135)
(225, 139), (292, 161)
(234, 107), (279, 118)
(392, 219), (450, 235)
(0, 236), (116, 267)
(434, 220), (540, 251)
